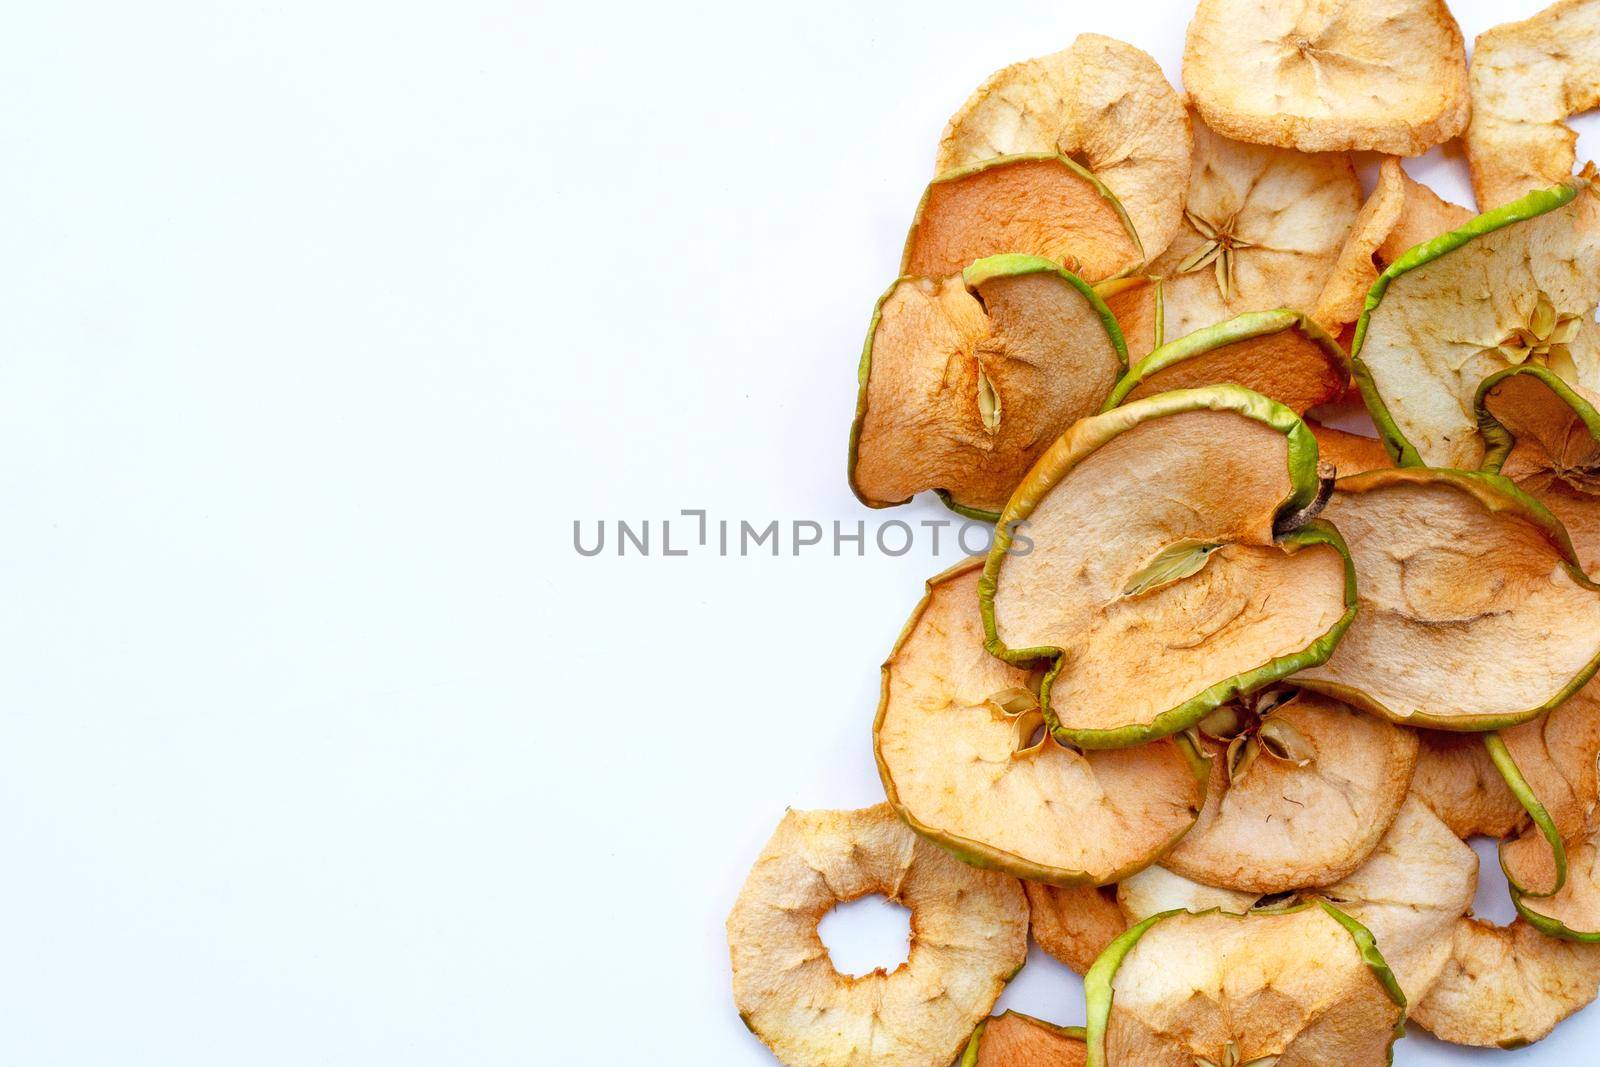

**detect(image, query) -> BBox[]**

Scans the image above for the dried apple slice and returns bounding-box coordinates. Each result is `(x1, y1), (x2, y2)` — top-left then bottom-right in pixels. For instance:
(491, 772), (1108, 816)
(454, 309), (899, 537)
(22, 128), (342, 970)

(982, 385), (1355, 749)
(1159, 689), (1418, 893)
(876, 559), (1207, 884)
(1411, 729), (1524, 839)
(1151, 116), (1361, 342)
(1184, 0), (1467, 155)
(962, 1012), (1086, 1067)
(1083, 903), (1406, 1067)
(1116, 865), (1257, 921)
(902, 155), (1143, 283)
(1312, 157), (1473, 334)
(727, 804), (1028, 1067)
(1412, 917), (1600, 1047)
(936, 35), (1191, 261)
(1025, 882), (1129, 974)
(1119, 797), (1477, 1006)
(1102, 309), (1349, 415)
(849, 254), (1127, 517)
(1353, 174), (1600, 469)
(1296, 467), (1600, 730)
(1479, 365), (1600, 576)
(1467, 0), (1600, 209)
(1308, 422), (1394, 477)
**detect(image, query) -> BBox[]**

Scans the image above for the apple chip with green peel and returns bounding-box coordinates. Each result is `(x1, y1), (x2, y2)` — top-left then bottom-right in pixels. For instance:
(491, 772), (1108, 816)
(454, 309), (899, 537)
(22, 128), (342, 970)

(1479, 364), (1600, 576)
(1184, 0), (1467, 155)
(876, 559), (1207, 885)
(727, 804), (1028, 1067)
(1025, 882), (1129, 975)
(902, 155), (1143, 283)
(981, 385), (1356, 749)
(1159, 689), (1418, 893)
(1296, 467), (1600, 730)
(1353, 173), (1600, 469)
(962, 1013), (1087, 1067)
(1083, 904), (1406, 1067)
(1119, 797), (1477, 1007)
(1467, 0), (1600, 210)
(849, 254), (1127, 516)
(1308, 423), (1394, 478)
(1493, 686), (1600, 899)
(1412, 917), (1600, 1048)
(1103, 310), (1349, 416)
(1411, 729), (1524, 839)
(1312, 157), (1473, 335)
(936, 34), (1191, 262)
(1150, 117), (1361, 343)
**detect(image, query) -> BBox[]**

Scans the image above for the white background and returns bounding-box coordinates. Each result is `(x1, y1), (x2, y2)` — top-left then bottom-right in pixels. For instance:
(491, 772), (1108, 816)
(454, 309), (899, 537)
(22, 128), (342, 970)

(1, 0), (1595, 1063)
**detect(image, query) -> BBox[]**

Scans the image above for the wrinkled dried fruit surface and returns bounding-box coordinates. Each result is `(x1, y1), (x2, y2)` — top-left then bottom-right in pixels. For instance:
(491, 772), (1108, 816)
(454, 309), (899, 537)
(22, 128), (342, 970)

(1106, 310), (1348, 415)
(878, 560), (1205, 883)
(1312, 157), (1472, 333)
(727, 804), (1028, 1067)
(984, 386), (1352, 748)
(1413, 917), (1600, 1047)
(903, 156), (1142, 283)
(1096, 276), (1162, 362)
(1298, 468), (1600, 729)
(938, 35), (1190, 261)
(1185, 0), (1467, 155)
(967, 1012), (1087, 1067)
(1116, 865), (1258, 921)
(851, 256), (1125, 514)
(1152, 117), (1360, 342)
(1161, 692), (1418, 893)
(1087, 905), (1404, 1066)
(1468, 0), (1600, 209)
(1025, 882), (1129, 975)
(1355, 175), (1600, 469)
(1411, 729), (1524, 838)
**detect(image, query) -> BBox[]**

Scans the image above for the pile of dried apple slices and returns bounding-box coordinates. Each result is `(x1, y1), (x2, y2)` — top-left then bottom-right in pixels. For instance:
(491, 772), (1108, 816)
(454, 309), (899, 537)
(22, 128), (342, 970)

(732, 1), (1600, 1063)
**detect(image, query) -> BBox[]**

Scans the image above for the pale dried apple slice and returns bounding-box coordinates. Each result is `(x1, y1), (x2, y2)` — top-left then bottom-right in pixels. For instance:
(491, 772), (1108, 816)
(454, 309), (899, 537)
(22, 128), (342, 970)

(1160, 689), (1418, 893)
(1025, 882), (1129, 975)
(1116, 865), (1257, 922)
(876, 559), (1207, 884)
(1184, 0), (1467, 155)
(727, 804), (1028, 1067)
(1103, 309), (1349, 415)
(1083, 904), (1406, 1067)
(1467, 0), (1600, 209)
(1297, 467), (1600, 730)
(1353, 174), (1600, 469)
(902, 155), (1143, 283)
(982, 385), (1355, 749)
(1312, 157), (1473, 334)
(1411, 729), (1524, 839)
(1492, 686), (1600, 899)
(962, 1012), (1086, 1067)
(937, 35), (1191, 261)
(1152, 116), (1361, 342)
(1412, 917), (1600, 1047)
(849, 254), (1127, 517)
(1479, 365), (1600, 576)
